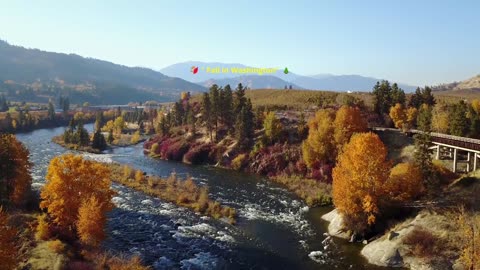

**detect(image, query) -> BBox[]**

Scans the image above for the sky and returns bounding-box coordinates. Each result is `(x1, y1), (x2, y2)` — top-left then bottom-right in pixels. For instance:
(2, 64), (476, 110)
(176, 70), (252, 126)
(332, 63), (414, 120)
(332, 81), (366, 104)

(0, 0), (479, 86)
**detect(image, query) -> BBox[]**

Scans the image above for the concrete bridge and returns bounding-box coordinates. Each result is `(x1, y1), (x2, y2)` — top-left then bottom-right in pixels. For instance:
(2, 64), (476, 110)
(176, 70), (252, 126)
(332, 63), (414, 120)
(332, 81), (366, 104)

(373, 127), (480, 173)
(409, 129), (480, 173)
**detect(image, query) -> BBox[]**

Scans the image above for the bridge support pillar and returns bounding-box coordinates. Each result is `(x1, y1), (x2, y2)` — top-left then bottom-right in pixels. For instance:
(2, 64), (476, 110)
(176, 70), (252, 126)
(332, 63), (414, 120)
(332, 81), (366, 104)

(453, 148), (458, 173)
(475, 153), (478, 171)
(467, 152), (471, 172)
(436, 146), (440, 160)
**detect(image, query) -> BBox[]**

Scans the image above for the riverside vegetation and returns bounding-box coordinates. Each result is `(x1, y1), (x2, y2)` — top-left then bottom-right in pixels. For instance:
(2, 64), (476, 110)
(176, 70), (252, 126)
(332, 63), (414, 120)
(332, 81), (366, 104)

(143, 82), (480, 269)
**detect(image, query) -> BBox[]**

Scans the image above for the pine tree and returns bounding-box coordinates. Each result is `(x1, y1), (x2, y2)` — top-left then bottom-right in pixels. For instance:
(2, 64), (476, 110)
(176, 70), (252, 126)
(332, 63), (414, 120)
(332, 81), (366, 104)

(202, 92), (212, 141)
(75, 122), (90, 146)
(449, 100), (469, 136)
(0, 95), (8, 112)
(209, 84), (220, 141)
(234, 83), (247, 115)
(47, 101), (55, 121)
(391, 83), (406, 105)
(222, 84), (234, 130)
(92, 129), (107, 151)
(409, 87), (423, 109)
(414, 105), (436, 188)
(372, 80), (392, 116)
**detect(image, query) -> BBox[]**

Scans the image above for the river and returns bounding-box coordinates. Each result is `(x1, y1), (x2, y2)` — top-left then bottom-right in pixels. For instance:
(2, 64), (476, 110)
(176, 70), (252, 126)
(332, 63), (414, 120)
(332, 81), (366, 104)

(16, 124), (385, 270)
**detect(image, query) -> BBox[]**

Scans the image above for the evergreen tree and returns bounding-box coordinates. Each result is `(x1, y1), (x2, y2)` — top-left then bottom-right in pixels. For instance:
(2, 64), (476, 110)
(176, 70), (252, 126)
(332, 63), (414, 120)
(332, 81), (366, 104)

(235, 99), (255, 150)
(91, 129), (107, 151)
(202, 92), (213, 141)
(409, 88), (423, 109)
(48, 101), (55, 121)
(234, 83), (247, 115)
(62, 97), (70, 114)
(469, 105), (480, 138)
(449, 100), (469, 136)
(75, 122), (90, 146)
(372, 80), (392, 115)
(0, 95), (8, 112)
(422, 86), (435, 107)
(209, 84), (220, 141)
(391, 83), (406, 105)
(414, 105), (436, 188)
(222, 84), (234, 130)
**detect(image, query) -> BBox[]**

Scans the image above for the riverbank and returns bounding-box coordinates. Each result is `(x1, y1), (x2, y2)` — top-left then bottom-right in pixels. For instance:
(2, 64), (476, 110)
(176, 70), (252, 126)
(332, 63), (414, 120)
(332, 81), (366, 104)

(51, 133), (148, 154)
(144, 131), (333, 207)
(108, 163), (237, 224)
(322, 171), (480, 270)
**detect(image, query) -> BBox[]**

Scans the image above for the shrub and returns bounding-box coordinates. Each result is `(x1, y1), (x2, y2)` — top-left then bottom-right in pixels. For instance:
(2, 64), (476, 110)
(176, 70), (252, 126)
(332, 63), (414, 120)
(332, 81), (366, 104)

(184, 143), (214, 164)
(47, 239), (66, 254)
(130, 131), (141, 144)
(35, 214), (51, 241)
(231, 154), (248, 170)
(403, 227), (442, 260)
(108, 255), (151, 270)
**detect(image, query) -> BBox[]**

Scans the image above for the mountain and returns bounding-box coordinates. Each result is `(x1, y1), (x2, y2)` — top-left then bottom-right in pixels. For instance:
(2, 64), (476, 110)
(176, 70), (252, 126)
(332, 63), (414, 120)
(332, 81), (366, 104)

(433, 74), (480, 92)
(161, 61), (416, 92)
(0, 40), (205, 104)
(200, 75), (301, 90)
(292, 74), (417, 92)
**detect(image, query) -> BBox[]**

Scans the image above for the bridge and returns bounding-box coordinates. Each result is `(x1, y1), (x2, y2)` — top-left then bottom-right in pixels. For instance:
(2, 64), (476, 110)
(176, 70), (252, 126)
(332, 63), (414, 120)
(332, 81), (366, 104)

(373, 128), (480, 173)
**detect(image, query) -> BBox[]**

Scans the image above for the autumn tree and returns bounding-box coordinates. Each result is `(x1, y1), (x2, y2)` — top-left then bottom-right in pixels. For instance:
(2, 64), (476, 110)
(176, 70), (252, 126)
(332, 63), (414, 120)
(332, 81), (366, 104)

(432, 102), (450, 133)
(385, 163), (424, 203)
(263, 111), (283, 144)
(457, 209), (480, 270)
(0, 134), (32, 207)
(77, 196), (107, 247)
(0, 207), (17, 269)
(131, 130), (141, 144)
(40, 154), (115, 234)
(332, 132), (392, 233)
(113, 116), (126, 134)
(389, 103), (406, 129)
(333, 105), (368, 150)
(302, 109), (335, 168)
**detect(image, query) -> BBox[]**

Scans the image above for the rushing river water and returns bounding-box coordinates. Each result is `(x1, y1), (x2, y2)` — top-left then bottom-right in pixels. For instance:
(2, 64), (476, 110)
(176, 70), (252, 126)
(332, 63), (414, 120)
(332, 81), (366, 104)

(16, 124), (386, 270)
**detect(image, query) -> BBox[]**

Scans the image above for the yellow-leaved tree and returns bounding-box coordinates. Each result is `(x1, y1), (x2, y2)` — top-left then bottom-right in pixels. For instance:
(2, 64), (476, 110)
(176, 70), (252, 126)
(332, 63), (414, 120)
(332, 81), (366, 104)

(40, 154), (115, 234)
(385, 162), (424, 203)
(389, 103), (406, 129)
(77, 196), (107, 247)
(333, 105), (368, 150)
(302, 109), (335, 168)
(332, 132), (392, 233)
(0, 207), (18, 269)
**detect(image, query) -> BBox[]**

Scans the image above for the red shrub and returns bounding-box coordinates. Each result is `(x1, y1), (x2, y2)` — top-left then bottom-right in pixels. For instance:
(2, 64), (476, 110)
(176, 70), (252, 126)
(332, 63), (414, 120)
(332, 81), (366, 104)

(184, 143), (215, 164)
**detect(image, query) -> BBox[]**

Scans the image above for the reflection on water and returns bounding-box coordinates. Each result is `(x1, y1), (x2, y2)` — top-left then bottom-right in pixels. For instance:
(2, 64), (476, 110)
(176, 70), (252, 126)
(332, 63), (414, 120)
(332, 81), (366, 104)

(17, 124), (385, 270)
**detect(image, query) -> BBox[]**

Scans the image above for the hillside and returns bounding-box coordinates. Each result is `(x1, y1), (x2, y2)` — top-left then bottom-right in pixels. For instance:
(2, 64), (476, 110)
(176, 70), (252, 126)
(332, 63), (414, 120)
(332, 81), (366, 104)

(0, 40), (205, 104)
(432, 74), (480, 101)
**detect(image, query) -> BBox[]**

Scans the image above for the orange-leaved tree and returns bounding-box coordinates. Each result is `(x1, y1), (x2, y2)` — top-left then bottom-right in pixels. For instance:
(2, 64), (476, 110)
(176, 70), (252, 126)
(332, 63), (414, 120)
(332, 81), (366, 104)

(333, 105), (368, 150)
(0, 134), (32, 207)
(0, 207), (18, 269)
(77, 196), (107, 247)
(301, 109), (335, 168)
(389, 103), (406, 129)
(40, 154), (115, 234)
(332, 132), (392, 233)
(385, 162), (424, 203)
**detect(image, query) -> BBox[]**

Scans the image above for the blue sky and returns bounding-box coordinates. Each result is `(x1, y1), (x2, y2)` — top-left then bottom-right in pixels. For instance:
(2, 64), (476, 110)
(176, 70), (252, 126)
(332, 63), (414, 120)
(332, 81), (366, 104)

(0, 0), (479, 85)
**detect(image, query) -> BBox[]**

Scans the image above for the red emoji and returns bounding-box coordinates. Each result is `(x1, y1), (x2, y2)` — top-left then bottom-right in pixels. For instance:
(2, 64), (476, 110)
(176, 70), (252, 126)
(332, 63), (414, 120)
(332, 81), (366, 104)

(191, 66), (199, 74)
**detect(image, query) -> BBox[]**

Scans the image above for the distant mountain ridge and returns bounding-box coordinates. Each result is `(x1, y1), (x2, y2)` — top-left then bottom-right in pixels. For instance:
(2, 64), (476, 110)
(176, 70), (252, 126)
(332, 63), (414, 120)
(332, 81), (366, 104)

(433, 74), (480, 92)
(161, 61), (417, 92)
(0, 40), (204, 104)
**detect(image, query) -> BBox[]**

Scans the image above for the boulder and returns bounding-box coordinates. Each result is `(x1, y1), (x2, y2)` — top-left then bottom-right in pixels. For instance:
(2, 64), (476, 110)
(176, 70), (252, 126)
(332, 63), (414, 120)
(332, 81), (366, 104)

(321, 209), (350, 239)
